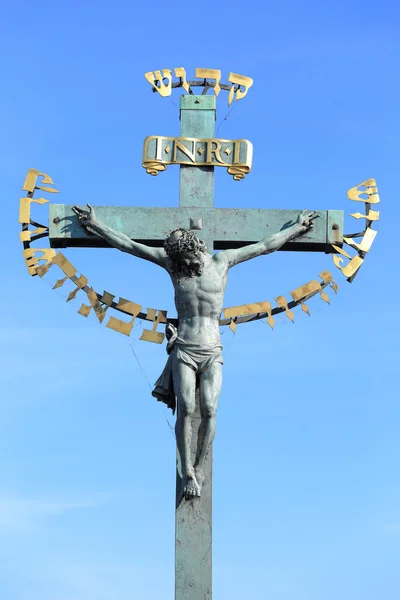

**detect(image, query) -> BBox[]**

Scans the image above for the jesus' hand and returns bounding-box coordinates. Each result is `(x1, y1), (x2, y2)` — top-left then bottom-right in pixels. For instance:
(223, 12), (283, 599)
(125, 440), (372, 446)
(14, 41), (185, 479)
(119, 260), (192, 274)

(296, 210), (319, 233)
(72, 204), (98, 232)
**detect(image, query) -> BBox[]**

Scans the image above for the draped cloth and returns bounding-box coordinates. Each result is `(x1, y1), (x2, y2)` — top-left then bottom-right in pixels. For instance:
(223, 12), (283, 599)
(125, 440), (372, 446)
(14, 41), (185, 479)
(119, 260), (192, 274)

(152, 336), (223, 414)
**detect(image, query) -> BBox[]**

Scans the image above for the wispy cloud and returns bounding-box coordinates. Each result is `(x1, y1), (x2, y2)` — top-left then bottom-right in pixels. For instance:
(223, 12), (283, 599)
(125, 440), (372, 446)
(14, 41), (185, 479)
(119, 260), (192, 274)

(0, 492), (113, 531)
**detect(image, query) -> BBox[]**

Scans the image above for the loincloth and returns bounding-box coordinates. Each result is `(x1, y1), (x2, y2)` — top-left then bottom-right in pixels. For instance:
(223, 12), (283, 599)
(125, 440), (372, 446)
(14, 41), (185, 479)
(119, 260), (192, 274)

(152, 337), (223, 414)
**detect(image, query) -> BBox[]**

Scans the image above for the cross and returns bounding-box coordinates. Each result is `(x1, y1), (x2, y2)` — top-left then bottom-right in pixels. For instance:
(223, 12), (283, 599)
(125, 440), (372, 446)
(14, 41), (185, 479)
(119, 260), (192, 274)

(49, 96), (343, 254)
(48, 95), (344, 600)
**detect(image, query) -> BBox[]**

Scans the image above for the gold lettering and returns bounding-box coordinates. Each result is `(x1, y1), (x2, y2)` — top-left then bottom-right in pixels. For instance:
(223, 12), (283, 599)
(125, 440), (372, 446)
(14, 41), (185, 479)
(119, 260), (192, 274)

(233, 141), (241, 165)
(144, 69), (172, 97)
(20, 226), (48, 243)
(195, 68), (221, 96)
(155, 136), (163, 161)
(37, 253), (87, 300)
(54, 257), (77, 289)
(224, 301), (272, 319)
(143, 136), (252, 179)
(224, 301), (274, 329)
(275, 296), (295, 322)
(23, 248), (56, 276)
(206, 140), (224, 164)
(22, 168), (59, 194)
(263, 301), (275, 329)
(36, 252), (74, 279)
(142, 136), (163, 161)
(173, 139), (196, 163)
(106, 297), (142, 336)
(319, 270), (338, 293)
(343, 228), (377, 253)
(332, 254), (364, 281)
(227, 140), (253, 181)
(77, 304), (91, 317)
(290, 275), (335, 306)
(349, 210), (379, 221)
(143, 68), (254, 106)
(67, 275), (88, 302)
(290, 280), (321, 303)
(347, 178), (380, 204)
(174, 67), (190, 93)
(140, 309), (168, 343)
(142, 136), (167, 176)
(78, 289), (114, 324)
(19, 197), (49, 224)
(227, 73), (254, 105)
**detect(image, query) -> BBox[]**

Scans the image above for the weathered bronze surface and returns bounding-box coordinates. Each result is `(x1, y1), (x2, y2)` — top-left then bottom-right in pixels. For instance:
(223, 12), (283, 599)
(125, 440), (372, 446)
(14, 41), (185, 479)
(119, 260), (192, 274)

(72, 202), (319, 499)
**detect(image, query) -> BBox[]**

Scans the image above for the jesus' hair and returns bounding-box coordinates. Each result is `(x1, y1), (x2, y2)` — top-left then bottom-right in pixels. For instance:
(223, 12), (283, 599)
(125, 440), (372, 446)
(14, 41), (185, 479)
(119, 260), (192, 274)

(164, 228), (207, 281)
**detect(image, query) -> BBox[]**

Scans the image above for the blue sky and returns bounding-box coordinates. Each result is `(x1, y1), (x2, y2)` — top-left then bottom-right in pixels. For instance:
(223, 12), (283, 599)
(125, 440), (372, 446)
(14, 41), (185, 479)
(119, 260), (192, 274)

(1, 0), (399, 598)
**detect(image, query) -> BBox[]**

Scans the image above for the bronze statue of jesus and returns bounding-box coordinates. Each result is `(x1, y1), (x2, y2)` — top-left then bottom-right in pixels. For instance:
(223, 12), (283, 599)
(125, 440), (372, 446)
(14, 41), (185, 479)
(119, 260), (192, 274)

(73, 204), (317, 500)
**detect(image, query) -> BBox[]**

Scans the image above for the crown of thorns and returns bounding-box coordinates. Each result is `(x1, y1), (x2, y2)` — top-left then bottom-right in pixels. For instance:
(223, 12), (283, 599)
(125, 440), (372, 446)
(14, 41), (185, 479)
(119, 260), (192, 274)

(164, 228), (206, 256)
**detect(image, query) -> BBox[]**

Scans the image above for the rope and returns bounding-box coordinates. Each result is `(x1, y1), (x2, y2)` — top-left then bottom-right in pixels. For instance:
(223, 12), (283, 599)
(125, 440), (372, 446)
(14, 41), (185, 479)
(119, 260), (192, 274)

(128, 339), (175, 439)
(216, 101), (239, 135)
(169, 96), (180, 113)
(220, 327), (236, 356)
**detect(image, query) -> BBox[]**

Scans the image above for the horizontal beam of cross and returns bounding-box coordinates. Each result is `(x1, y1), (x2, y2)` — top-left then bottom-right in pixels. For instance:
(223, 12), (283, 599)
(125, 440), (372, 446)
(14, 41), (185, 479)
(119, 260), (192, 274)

(49, 205), (344, 253)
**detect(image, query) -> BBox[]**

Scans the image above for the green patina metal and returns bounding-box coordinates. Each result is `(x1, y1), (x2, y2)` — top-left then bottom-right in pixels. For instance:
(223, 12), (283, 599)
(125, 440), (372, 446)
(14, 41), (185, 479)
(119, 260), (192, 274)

(179, 95), (215, 210)
(175, 98), (215, 600)
(176, 392), (212, 600)
(49, 205), (344, 255)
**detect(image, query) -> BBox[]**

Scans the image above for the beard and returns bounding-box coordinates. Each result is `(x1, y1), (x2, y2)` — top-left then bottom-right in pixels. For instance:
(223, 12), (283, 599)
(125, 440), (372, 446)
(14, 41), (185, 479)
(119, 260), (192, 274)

(172, 253), (204, 281)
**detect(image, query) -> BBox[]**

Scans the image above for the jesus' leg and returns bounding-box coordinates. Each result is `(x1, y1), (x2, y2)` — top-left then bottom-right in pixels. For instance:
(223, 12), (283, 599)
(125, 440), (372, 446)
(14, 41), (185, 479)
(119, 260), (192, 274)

(173, 360), (200, 499)
(194, 362), (223, 494)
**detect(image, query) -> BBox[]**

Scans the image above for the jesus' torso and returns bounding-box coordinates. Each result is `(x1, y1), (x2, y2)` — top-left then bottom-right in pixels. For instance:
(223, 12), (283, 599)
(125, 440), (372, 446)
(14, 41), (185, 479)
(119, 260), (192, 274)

(167, 253), (228, 345)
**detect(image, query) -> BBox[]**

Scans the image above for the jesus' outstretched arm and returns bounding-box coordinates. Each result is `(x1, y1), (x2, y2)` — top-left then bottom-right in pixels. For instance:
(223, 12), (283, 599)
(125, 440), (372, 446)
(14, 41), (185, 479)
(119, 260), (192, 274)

(219, 210), (319, 269)
(72, 204), (167, 268)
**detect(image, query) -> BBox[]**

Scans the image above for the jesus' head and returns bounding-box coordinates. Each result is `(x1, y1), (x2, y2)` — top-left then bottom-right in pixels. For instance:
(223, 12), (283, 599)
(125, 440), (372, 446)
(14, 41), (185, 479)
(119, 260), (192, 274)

(164, 228), (207, 280)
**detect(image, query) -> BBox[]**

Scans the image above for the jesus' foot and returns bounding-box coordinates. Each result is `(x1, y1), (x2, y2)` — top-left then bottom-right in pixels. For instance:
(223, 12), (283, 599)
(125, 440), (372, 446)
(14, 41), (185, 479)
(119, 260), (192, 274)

(194, 466), (205, 494)
(183, 473), (201, 500)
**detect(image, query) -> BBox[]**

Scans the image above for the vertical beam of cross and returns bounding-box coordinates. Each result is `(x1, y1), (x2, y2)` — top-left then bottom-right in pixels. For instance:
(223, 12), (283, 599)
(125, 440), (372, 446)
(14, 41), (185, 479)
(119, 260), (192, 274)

(175, 96), (215, 600)
(179, 95), (216, 250)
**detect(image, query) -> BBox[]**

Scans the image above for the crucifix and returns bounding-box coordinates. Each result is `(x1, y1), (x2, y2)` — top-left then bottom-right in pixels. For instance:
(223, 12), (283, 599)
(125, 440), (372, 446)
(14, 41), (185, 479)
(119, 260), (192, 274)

(47, 92), (344, 599)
